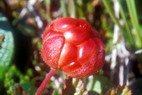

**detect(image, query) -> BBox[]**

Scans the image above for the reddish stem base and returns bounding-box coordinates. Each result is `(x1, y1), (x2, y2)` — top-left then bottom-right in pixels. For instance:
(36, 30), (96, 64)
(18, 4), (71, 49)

(35, 69), (57, 95)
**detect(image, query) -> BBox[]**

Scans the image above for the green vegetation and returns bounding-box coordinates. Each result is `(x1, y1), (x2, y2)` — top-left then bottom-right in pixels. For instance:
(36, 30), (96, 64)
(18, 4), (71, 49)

(0, 0), (142, 95)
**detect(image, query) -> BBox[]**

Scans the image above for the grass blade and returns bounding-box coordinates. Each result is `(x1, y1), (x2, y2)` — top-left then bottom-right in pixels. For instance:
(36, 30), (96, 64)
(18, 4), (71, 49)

(117, 0), (135, 47)
(126, 0), (142, 48)
(60, 0), (68, 17)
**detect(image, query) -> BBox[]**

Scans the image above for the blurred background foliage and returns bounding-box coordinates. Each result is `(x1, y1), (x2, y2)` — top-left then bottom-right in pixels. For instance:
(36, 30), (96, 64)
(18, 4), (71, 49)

(0, 0), (142, 95)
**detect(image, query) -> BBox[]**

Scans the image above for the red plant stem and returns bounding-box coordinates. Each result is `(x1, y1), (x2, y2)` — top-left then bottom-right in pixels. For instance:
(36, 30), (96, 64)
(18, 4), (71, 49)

(36, 69), (57, 95)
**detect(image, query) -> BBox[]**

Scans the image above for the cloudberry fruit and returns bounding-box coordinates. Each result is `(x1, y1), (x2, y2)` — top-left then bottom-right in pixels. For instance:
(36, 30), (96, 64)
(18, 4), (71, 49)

(41, 17), (105, 78)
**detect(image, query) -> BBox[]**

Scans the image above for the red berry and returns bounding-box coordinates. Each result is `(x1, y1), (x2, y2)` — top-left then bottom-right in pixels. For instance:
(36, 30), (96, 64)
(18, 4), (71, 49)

(41, 17), (105, 78)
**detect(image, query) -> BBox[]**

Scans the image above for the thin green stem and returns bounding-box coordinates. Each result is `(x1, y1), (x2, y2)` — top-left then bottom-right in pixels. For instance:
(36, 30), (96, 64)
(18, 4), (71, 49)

(60, 0), (68, 17)
(102, 0), (139, 47)
(76, 0), (85, 19)
(68, 0), (76, 18)
(102, 0), (122, 29)
(117, 0), (134, 46)
(44, 0), (52, 22)
(126, 0), (142, 48)
(102, 0), (131, 45)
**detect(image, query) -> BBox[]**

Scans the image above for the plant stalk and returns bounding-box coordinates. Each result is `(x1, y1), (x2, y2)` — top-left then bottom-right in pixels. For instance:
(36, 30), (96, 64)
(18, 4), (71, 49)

(35, 69), (57, 95)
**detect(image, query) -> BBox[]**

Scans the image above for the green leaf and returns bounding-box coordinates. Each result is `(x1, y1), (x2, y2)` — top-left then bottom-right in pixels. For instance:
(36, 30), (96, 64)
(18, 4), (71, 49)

(121, 86), (131, 95)
(0, 12), (14, 80)
(86, 75), (114, 95)
(20, 82), (37, 95)
(11, 83), (36, 95)
(52, 89), (60, 95)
